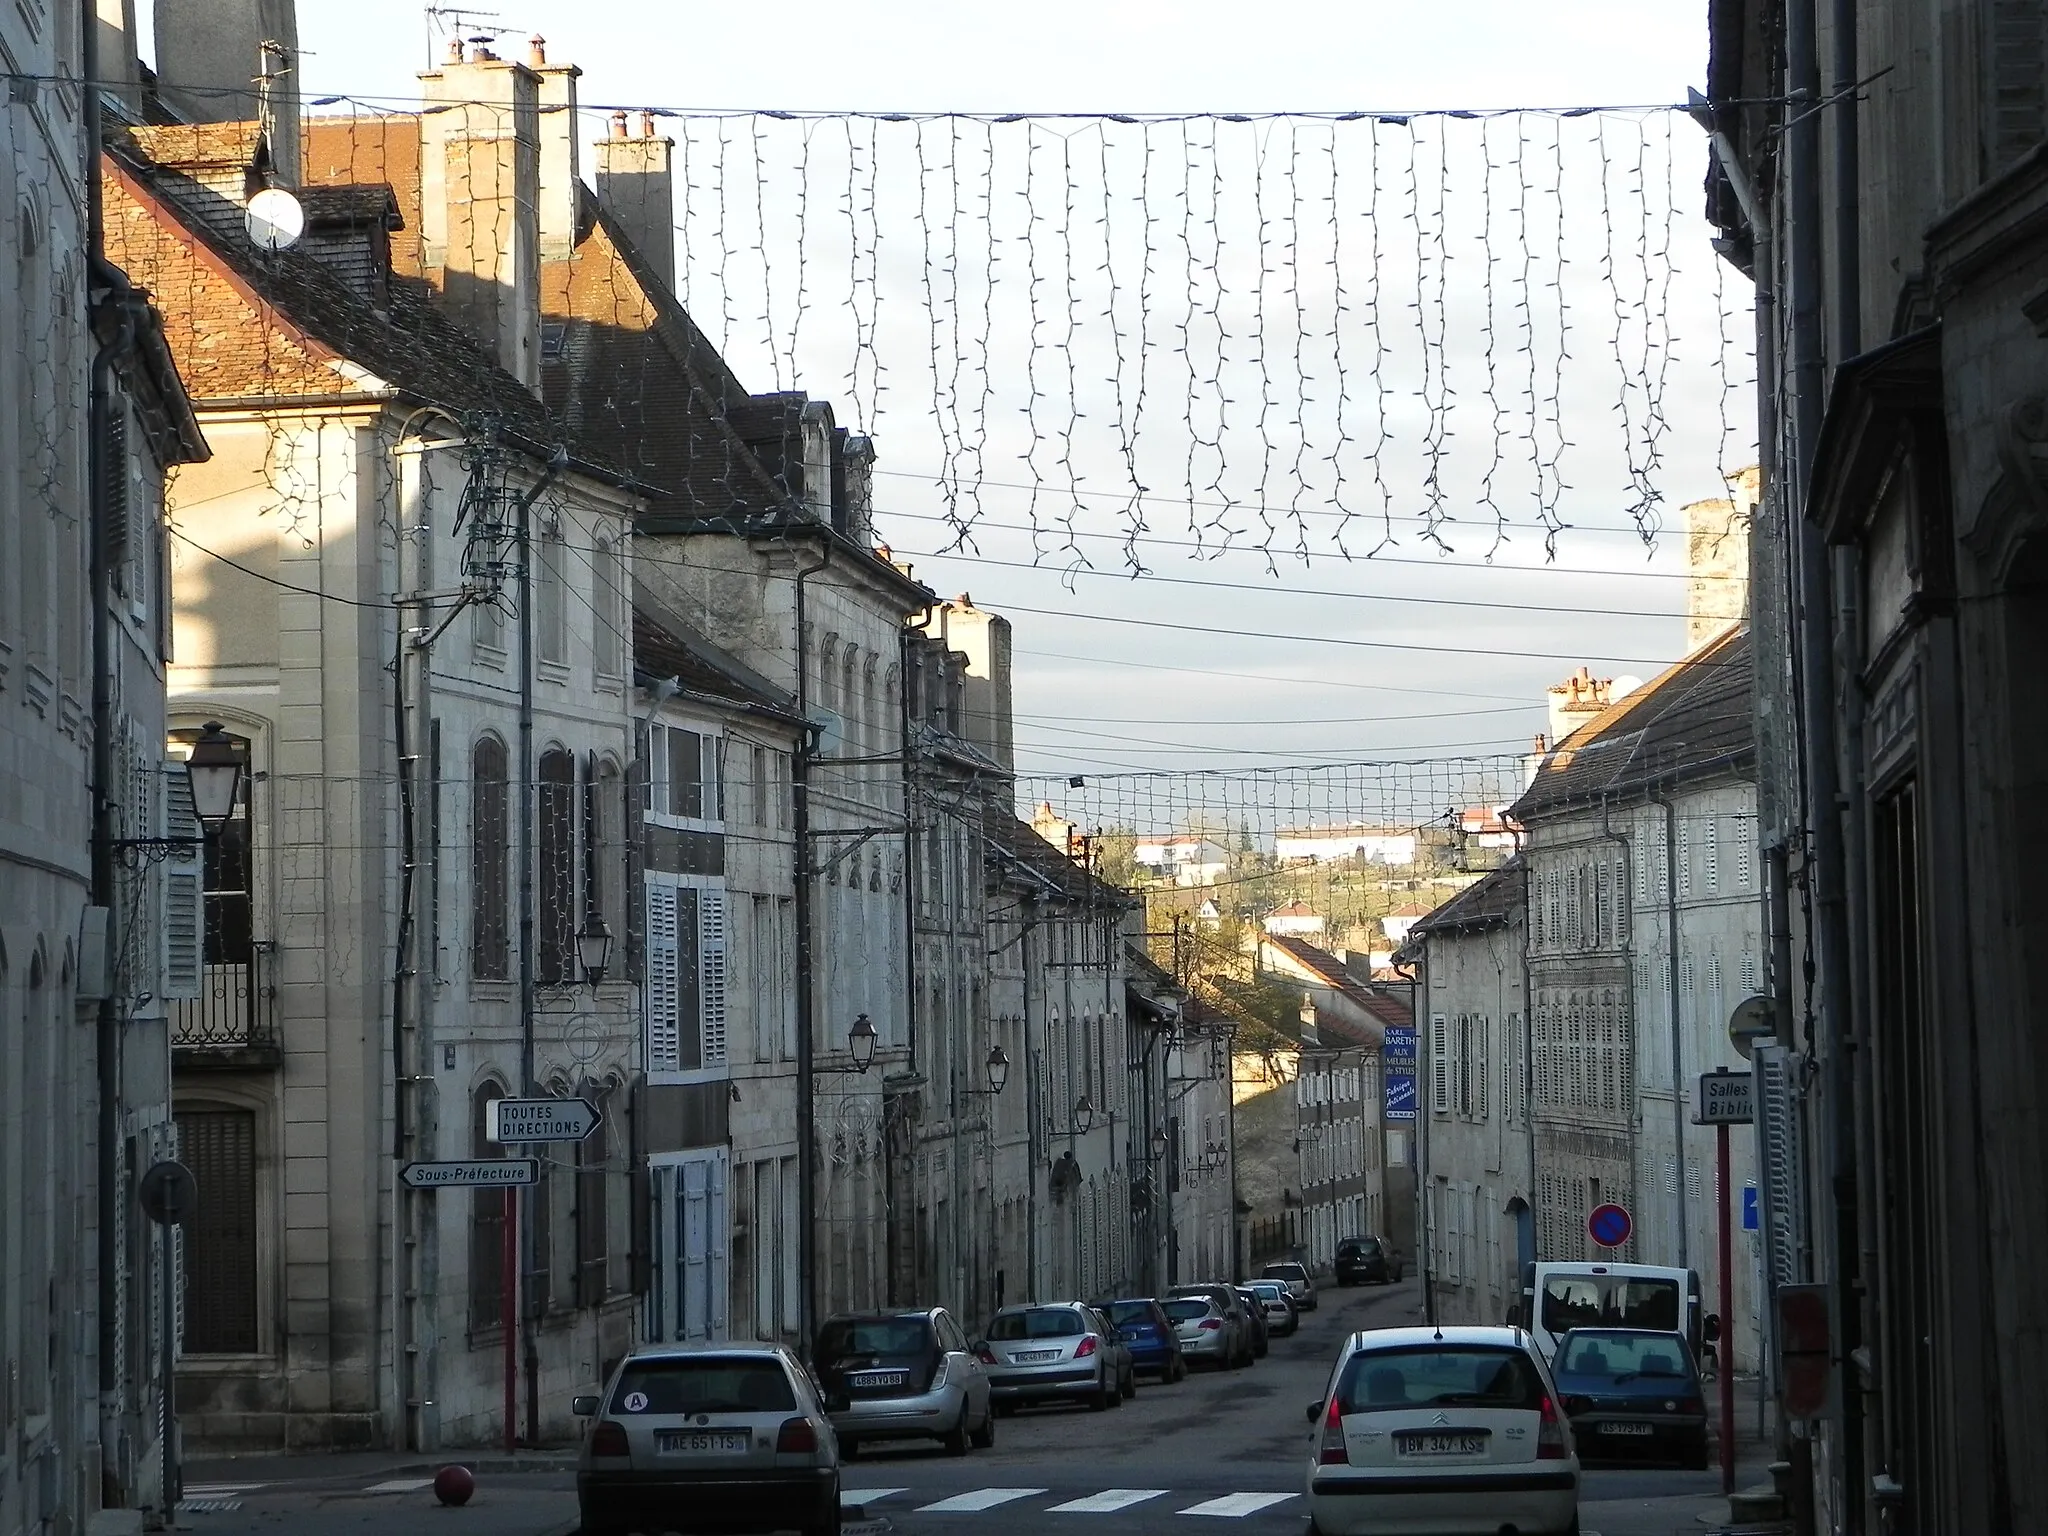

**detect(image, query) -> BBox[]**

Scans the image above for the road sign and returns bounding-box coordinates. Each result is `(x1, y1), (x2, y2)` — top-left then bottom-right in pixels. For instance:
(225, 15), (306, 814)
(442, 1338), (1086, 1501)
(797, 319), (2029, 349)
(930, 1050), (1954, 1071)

(1728, 995), (1773, 1060)
(401, 1158), (540, 1189)
(1385, 1073), (1417, 1122)
(488, 1096), (601, 1143)
(1696, 1070), (1755, 1125)
(1588, 1202), (1632, 1248)
(139, 1160), (198, 1227)
(1743, 1184), (1759, 1231)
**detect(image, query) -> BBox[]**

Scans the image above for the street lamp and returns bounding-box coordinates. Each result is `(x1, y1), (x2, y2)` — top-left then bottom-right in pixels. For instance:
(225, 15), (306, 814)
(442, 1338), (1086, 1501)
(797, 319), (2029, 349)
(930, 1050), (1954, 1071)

(1149, 1127), (1168, 1160)
(184, 721), (244, 835)
(577, 915), (614, 985)
(847, 1014), (879, 1073)
(1073, 1095), (1095, 1133)
(980, 1044), (1011, 1095)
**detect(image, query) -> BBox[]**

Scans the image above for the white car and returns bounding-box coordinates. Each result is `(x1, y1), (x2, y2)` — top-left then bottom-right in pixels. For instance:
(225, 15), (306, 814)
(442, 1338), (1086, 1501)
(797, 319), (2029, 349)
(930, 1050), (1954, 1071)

(1303, 1325), (1579, 1536)
(1262, 1260), (1318, 1311)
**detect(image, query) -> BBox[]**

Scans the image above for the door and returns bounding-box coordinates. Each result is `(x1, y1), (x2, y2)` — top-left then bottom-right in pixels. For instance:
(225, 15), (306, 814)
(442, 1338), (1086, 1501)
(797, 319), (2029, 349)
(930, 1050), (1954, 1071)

(645, 1150), (728, 1343)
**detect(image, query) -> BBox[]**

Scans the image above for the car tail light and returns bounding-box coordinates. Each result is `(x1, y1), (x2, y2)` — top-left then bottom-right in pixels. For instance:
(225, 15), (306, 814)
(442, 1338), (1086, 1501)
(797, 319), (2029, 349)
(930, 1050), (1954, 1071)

(1679, 1395), (1706, 1415)
(1075, 1336), (1098, 1358)
(589, 1420), (630, 1457)
(1317, 1396), (1348, 1465)
(975, 1344), (997, 1365)
(1199, 1319), (1223, 1331)
(1563, 1394), (1591, 1415)
(1537, 1395), (1571, 1460)
(776, 1417), (819, 1454)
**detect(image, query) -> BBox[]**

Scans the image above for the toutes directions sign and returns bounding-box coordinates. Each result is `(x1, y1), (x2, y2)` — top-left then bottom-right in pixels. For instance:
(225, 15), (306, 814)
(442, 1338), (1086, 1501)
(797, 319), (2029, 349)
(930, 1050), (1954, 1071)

(487, 1096), (602, 1143)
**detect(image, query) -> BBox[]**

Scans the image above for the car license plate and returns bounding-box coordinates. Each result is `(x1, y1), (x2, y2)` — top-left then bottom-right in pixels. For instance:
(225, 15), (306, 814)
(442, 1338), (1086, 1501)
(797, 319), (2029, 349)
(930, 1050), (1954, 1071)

(655, 1430), (749, 1455)
(1395, 1431), (1488, 1457)
(1599, 1421), (1654, 1436)
(1015, 1349), (1060, 1362)
(850, 1370), (907, 1389)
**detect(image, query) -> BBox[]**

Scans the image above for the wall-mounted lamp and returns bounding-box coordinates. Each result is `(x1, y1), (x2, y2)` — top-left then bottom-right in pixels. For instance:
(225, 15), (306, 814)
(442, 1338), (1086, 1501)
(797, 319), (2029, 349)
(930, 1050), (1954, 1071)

(577, 914), (614, 985)
(119, 721), (244, 863)
(1073, 1095), (1095, 1134)
(817, 1014), (880, 1075)
(966, 1044), (1011, 1096)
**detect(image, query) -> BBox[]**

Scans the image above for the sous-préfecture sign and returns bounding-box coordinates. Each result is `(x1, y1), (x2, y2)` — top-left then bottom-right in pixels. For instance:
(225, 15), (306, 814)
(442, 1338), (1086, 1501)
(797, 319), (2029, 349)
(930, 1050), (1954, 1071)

(488, 1096), (602, 1144)
(1696, 1070), (1755, 1125)
(400, 1158), (540, 1189)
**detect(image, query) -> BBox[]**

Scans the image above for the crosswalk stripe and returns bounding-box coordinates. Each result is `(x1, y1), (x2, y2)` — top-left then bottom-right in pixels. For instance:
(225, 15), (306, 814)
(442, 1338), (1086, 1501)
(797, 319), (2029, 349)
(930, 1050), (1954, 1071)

(1177, 1493), (1298, 1518)
(1048, 1489), (1170, 1514)
(916, 1488), (1049, 1513)
(842, 1488), (906, 1505)
(363, 1479), (436, 1494)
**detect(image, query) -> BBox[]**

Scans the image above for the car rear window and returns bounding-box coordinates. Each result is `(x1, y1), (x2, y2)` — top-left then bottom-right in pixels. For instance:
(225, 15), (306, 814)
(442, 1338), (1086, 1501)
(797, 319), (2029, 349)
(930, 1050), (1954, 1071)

(1336, 1346), (1546, 1414)
(1541, 1275), (1681, 1336)
(1263, 1263), (1306, 1281)
(1106, 1301), (1154, 1325)
(1251, 1282), (1285, 1300)
(610, 1357), (797, 1415)
(1162, 1298), (1211, 1322)
(816, 1317), (931, 1360)
(1556, 1333), (1696, 1381)
(988, 1307), (1086, 1340)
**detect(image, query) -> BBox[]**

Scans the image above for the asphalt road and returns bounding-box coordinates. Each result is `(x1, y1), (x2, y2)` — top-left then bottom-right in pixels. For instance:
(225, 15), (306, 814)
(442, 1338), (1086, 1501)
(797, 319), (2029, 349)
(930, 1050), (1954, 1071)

(178, 1278), (1765, 1536)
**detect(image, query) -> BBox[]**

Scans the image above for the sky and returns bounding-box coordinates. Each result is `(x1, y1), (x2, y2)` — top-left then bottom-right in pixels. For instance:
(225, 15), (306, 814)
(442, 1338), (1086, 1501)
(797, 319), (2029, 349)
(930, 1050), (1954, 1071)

(144, 2), (1749, 801)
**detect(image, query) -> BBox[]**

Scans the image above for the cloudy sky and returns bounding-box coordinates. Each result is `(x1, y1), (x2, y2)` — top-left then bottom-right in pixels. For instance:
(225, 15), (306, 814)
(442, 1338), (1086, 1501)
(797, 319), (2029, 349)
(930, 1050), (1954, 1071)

(150, 1), (1751, 804)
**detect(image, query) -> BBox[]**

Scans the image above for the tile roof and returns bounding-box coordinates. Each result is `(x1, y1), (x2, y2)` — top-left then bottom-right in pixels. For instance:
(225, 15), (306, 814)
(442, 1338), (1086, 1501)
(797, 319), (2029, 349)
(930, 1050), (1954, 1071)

(1263, 934), (1415, 1036)
(1511, 626), (1754, 821)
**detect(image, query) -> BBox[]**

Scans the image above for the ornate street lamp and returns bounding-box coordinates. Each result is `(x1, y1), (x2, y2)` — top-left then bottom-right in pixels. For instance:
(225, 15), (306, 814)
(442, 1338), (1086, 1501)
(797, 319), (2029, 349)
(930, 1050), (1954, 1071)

(847, 1013), (879, 1073)
(1073, 1095), (1095, 1134)
(984, 1044), (1010, 1095)
(577, 914), (614, 985)
(184, 721), (244, 835)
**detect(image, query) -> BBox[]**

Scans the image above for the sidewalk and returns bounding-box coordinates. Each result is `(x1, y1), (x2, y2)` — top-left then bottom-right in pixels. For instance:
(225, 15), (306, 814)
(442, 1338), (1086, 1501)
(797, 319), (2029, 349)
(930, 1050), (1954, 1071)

(183, 1448), (579, 1487)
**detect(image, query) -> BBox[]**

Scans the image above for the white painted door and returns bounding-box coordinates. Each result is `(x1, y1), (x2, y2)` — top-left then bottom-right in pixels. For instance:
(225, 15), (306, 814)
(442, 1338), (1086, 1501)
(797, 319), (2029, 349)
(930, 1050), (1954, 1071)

(645, 1150), (729, 1342)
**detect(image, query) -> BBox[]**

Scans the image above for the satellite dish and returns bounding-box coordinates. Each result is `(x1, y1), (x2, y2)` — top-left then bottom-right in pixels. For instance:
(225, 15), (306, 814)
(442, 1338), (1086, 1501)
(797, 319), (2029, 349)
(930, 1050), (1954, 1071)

(1728, 993), (1774, 1060)
(246, 186), (305, 251)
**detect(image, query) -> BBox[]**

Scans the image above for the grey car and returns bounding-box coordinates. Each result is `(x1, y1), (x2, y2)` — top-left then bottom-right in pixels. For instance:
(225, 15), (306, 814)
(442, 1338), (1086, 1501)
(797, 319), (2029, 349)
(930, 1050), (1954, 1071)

(572, 1342), (841, 1536)
(812, 1308), (993, 1458)
(1163, 1293), (1233, 1367)
(1166, 1282), (1255, 1368)
(979, 1303), (1126, 1412)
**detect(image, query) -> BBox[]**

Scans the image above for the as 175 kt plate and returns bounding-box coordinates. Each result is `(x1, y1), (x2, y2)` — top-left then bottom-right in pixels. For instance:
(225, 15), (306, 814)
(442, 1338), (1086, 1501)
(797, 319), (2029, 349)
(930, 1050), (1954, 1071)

(655, 1430), (749, 1455)
(1394, 1431), (1488, 1457)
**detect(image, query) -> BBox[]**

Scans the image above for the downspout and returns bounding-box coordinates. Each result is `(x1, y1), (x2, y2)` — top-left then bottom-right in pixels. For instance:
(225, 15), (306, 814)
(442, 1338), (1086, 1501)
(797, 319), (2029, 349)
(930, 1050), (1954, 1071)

(1022, 894), (1040, 1298)
(1417, 949), (1434, 1326)
(1650, 789), (1691, 1270)
(792, 540), (829, 1351)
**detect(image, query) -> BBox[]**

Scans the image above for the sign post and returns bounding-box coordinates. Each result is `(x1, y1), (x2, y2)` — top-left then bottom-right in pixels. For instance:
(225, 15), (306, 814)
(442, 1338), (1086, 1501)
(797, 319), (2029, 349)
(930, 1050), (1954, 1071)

(139, 1161), (197, 1519)
(1697, 1070), (1754, 1495)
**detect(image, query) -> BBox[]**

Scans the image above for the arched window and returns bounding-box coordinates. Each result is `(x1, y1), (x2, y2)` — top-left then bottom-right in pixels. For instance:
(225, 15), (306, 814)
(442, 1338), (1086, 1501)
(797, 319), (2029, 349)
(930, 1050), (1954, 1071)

(470, 738), (509, 979)
(593, 534), (625, 680)
(536, 520), (568, 665)
(538, 748), (578, 983)
(470, 1079), (508, 1329)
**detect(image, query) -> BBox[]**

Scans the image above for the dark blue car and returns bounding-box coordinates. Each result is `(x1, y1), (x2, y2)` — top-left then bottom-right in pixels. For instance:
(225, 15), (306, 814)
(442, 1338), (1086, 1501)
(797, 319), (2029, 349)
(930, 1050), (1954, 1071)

(1103, 1299), (1187, 1383)
(1550, 1326), (1711, 1469)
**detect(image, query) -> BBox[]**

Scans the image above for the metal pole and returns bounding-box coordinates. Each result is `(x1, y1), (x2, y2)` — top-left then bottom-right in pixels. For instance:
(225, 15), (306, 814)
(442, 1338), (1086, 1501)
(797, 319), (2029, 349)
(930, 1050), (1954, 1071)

(1654, 793), (1690, 1268)
(791, 545), (828, 1355)
(161, 1228), (178, 1513)
(502, 1186), (518, 1452)
(1719, 1121), (1736, 1494)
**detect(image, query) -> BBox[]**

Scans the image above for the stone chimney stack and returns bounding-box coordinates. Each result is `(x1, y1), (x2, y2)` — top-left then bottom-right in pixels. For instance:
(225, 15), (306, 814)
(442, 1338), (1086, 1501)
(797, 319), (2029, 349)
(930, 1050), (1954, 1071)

(418, 40), (543, 389)
(153, 0), (300, 182)
(594, 109), (677, 293)
(929, 596), (1015, 773)
(526, 36), (582, 261)
(1546, 666), (1614, 745)
(1684, 487), (1753, 652)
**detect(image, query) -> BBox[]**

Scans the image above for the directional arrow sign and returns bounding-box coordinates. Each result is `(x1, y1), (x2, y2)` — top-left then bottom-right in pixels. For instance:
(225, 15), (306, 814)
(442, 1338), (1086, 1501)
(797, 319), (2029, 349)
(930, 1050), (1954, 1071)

(488, 1096), (602, 1144)
(401, 1158), (540, 1189)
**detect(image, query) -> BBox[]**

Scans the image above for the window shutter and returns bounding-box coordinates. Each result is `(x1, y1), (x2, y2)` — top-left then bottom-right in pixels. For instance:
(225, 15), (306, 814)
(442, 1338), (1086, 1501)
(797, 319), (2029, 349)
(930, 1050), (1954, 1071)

(1430, 1013), (1449, 1114)
(1478, 1016), (1490, 1119)
(646, 883), (681, 1072)
(1755, 1043), (1806, 1287)
(162, 763), (203, 1000)
(700, 890), (728, 1066)
(1705, 818), (1720, 890)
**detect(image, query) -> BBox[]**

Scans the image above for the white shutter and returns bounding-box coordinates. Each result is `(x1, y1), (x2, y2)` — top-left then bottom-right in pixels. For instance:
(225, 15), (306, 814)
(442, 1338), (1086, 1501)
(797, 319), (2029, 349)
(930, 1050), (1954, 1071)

(162, 763), (203, 1000)
(707, 1152), (728, 1339)
(1756, 1043), (1806, 1287)
(681, 1158), (709, 1338)
(1478, 1015), (1490, 1119)
(699, 890), (728, 1066)
(1705, 818), (1721, 890)
(1430, 1013), (1449, 1114)
(646, 882), (681, 1072)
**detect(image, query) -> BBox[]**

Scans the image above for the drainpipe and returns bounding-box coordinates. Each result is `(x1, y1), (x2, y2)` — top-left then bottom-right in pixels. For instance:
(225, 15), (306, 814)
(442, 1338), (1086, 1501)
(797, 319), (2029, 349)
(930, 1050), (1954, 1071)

(792, 540), (830, 1353)
(1649, 789), (1691, 1270)
(1022, 894), (1040, 1298)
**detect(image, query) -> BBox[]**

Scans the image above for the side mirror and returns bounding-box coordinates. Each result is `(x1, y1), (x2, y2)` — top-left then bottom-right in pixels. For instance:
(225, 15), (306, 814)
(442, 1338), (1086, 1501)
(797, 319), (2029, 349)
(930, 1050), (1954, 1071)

(572, 1395), (600, 1417)
(1703, 1313), (1723, 1343)
(1305, 1400), (1323, 1423)
(1504, 1303), (1524, 1327)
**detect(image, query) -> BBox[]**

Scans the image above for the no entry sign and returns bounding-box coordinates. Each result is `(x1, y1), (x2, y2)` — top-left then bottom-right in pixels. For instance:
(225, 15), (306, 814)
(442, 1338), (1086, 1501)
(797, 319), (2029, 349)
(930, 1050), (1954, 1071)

(1588, 1202), (1632, 1248)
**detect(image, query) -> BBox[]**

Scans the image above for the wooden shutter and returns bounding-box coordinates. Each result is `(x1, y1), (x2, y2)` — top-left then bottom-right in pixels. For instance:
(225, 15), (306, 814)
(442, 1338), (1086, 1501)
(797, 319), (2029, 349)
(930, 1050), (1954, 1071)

(1429, 1013), (1449, 1114)
(1756, 1043), (1806, 1288)
(175, 1109), (257, 1353)
(162, 763), (203, 1000)
(699, 890), (728, 1066)
(646, 883), (681, 1072)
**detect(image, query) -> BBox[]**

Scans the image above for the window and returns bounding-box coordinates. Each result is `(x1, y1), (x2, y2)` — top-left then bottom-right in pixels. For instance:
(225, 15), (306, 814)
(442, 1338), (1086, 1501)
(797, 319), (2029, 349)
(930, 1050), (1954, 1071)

(593, 535), (625, 679)
(651, 724), (719, 822)
(751, 742), (768, 825)
(537, 521), (567, 666)
(646, 882), (728, 1074)
(175, 1108), (258, 1352)
(538, 749), (578, 983)
(471, 738), (510, 979)
(471, 1080), (509, 1330)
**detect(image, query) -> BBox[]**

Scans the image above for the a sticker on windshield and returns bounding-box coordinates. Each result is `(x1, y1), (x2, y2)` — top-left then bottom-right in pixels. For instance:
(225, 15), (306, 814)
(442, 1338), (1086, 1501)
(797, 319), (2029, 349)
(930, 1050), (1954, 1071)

(623, 1391), (649, 1412)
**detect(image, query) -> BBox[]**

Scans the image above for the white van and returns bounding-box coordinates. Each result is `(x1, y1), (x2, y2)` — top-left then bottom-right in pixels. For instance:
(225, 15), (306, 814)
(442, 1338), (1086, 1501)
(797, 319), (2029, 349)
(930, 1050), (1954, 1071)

(1516, 1261), (1715, 1366)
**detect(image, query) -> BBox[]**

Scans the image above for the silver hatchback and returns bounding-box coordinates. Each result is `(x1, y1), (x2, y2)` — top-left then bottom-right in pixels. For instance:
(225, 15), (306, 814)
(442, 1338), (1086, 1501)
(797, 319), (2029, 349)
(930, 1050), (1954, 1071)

(979, 1303), (1122, 1412)
(813, 1308), (994, 1457)
(573, 1343), (840, 1536)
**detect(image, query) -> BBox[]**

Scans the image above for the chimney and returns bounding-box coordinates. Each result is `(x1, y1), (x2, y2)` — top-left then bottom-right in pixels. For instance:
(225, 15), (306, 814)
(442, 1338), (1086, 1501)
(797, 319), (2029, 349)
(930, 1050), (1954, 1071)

(526, 36), (582, 261)
(95, 0), (143, 118)
(1684, 484), (1753, 652)
(417, 43), (543, 389)
(594, 108), (677, 293)
(153, 0), (300, 181)
(930, 598), (1014, 773)
(1546, 666), (1613, 745)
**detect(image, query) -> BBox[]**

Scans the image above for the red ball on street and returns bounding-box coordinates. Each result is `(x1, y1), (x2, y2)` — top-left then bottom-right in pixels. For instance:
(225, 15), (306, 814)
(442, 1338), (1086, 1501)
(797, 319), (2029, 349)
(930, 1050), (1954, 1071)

(433, 1465), (476, 1507)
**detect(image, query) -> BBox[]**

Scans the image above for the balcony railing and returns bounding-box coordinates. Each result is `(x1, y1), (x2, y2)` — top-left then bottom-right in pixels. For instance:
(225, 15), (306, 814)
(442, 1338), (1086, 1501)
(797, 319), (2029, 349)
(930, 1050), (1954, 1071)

(170, 950), (277, 1057)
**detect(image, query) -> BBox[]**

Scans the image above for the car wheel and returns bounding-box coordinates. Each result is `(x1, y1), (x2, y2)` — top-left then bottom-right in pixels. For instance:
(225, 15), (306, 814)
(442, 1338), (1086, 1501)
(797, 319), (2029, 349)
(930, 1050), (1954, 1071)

(839, 1436), (860, 1461)
(1090, 1382), (1113, 1411)
(970, 1404), (996, 1450)
(1124, 1367), (1138, 1398)
(1683, 1437), (1711, 1472)
(800, 1504), (842, 1536)
(942, 1416), (971, 1456)
(993, 1399), (1016, 1418)
(1170, 1357), (1188, 1384)
(579, 1516), (626, 1536)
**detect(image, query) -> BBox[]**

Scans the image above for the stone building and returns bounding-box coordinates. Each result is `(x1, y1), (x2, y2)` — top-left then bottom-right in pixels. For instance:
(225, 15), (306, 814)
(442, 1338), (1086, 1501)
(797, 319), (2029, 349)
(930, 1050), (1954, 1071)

(1707, 0), (2048, 1524)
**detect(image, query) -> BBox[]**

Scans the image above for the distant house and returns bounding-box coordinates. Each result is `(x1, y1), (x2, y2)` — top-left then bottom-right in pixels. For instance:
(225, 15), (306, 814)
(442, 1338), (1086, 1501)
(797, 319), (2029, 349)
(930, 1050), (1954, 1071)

(1275, 824), (1420, 865)
(1380, 904), (1434, 947)
(1459, 806), (1522, 852)
(1132, 835), (1230, 887)
(1263, 900), (1327, 936)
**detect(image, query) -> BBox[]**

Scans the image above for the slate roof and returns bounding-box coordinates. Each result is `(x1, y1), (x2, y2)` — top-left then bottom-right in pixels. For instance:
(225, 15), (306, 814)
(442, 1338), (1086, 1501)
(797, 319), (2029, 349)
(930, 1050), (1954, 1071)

(985, 806), (1135, 911)
(632, 608), (799, 720)
(1398, 858), (1526, 957)
(1511, 626), (1754, 821)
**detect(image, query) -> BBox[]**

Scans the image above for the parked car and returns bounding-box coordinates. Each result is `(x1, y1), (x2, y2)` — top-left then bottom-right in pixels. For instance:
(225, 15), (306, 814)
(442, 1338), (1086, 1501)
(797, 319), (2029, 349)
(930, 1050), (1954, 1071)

(1082, 1304), (1140, 1400)
(1248, 1279), (1299, 1336)
(1165, 1282), (1256, 1367)
(1334, 1234), (1404, 1286)
(811, 1308), (993, 1459)
(1303, 1324), (1578, 1536)
(1234, 1286), (1271, 1357)
(572, 1342), (841, 1536)
(1549, 1327), (1710, 1470)
(1161, 1293), (1234, 1369)
(1261, 1260), (1318, 1310)
(1104, 1298), (1187, 1381)
(978, 1303), (1125, 1413)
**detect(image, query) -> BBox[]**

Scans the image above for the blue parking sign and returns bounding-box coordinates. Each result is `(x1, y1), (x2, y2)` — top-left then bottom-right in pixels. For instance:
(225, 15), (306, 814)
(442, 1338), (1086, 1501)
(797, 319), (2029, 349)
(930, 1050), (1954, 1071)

(1742, 1184), (1759, 1231)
